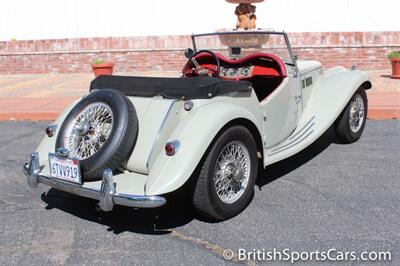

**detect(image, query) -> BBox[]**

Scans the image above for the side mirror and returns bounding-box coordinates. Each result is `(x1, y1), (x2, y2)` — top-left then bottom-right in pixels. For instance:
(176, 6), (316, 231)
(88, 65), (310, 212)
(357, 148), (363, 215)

(184, 48), (194, 59)
(294, 55), (298, 61)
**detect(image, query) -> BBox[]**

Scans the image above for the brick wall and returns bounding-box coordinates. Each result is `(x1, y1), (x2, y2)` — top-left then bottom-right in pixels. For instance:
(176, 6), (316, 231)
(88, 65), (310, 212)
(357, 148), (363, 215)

(0, 32), (399, 74)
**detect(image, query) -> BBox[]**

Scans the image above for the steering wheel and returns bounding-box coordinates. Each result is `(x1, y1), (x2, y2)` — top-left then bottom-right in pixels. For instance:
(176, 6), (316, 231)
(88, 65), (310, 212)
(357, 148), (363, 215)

(183, 50), (220, 78)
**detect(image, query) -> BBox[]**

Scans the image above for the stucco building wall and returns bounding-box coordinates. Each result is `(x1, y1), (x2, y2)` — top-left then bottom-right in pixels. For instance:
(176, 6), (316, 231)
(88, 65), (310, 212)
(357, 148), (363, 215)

(0, 0), (399, 74)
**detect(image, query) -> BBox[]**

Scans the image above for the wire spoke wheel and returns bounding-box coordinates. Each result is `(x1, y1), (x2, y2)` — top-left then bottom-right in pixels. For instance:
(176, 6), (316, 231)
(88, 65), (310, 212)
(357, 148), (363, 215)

(335, 88), (368, 144)
(65, 102), (113, 159)
(193, 126), (257, 220)
(213, 141), (251, 204)
(349, 94), (365, 133)
(56, 89), (138, 181)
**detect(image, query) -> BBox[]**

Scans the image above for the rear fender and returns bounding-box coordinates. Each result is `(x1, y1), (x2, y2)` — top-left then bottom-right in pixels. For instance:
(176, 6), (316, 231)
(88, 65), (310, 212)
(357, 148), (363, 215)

(35, 99), (81, 166)
(145, 101), (263, 196)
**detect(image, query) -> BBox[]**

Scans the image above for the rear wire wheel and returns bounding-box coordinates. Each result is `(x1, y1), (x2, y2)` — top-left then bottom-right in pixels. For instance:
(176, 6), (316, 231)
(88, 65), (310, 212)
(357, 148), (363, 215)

(193, 126), (258, 221)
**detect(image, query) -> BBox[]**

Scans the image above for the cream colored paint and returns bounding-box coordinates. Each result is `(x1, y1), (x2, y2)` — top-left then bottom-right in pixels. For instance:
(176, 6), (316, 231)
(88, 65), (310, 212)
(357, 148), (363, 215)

(145, 92), (264, 195)
(84, 171), (148, 195)
(34, 64), (370, 197)
(297, 60), (323, 110)
(144, 66), (369, 195)
(265, 68), (369, 165)
(125, 97), (176, 174)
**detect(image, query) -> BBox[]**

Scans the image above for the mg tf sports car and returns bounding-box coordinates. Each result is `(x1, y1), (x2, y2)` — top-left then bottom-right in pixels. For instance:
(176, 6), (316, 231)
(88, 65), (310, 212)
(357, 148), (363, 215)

(24, 31), (371, 221)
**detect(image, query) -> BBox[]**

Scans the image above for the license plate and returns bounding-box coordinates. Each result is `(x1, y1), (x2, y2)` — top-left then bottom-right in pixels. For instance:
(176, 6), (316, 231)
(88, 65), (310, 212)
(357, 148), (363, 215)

(49, 153), (82, 184)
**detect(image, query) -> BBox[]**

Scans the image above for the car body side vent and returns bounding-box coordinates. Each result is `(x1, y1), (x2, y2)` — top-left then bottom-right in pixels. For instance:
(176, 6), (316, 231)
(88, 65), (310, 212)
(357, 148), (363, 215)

(305, 77), (313, 87)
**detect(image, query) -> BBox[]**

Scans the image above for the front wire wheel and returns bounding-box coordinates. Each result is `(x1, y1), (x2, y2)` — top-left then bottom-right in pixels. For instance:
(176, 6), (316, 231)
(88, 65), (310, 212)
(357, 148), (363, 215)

(335, 88), (368, 143)
(193, 126), (258, 221)
(348, 94), (365, 133)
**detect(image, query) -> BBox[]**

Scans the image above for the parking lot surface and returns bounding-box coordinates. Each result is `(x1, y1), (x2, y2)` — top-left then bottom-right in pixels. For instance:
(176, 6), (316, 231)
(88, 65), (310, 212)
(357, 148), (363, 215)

(0, 121), (399, 265)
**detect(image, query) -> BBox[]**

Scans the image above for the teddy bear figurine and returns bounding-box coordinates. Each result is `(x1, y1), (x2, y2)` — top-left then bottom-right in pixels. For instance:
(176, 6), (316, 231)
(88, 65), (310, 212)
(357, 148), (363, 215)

(249, 5), (257, 30)
(235, 3), (257, 30)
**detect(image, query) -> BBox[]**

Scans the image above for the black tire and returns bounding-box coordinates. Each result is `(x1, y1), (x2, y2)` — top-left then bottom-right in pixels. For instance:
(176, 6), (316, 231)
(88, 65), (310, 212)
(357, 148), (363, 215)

(335, 88), (368, 143)
(56, 89), (138, 181)
(193, 125), (258, 221)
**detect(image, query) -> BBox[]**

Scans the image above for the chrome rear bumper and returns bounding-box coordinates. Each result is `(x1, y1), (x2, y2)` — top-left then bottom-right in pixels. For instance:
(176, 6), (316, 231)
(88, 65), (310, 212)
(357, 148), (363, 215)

(23, 153), (166, 211)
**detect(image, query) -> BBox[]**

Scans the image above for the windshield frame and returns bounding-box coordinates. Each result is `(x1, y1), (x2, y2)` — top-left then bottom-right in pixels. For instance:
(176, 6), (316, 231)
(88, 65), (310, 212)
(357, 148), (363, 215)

(191, 31), (297, 67)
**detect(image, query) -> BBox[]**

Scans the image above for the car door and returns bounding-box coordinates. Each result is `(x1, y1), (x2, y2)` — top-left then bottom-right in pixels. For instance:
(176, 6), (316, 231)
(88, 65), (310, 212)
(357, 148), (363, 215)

(261, 64), (302, 148)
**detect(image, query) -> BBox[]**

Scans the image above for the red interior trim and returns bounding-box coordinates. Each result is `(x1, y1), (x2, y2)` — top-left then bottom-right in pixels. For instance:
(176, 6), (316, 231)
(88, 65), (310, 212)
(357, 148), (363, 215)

(193, 52), (287, 78)
(252, 66), (280, 77)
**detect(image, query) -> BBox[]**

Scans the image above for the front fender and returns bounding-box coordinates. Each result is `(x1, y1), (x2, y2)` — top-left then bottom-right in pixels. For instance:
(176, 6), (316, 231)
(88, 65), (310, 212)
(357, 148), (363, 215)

(315, 68), (371, 135)
(320, 68), (371, 118)
(324, 67), (371, 91)
(145, 100), (263, 196)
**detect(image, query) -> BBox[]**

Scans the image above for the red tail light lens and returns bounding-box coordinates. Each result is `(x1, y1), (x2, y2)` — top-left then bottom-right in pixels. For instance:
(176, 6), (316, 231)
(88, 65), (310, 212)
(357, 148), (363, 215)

(165, 143), (175, 156)
(45, 124), (58, 137)
(165, 140), (180, 156)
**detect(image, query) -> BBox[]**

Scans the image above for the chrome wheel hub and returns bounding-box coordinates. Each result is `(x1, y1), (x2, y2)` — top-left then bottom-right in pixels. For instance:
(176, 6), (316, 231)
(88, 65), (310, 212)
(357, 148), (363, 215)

(214, 141), (251, 204)
(64, 103), (113, 160)
(349, 94), (365, 133)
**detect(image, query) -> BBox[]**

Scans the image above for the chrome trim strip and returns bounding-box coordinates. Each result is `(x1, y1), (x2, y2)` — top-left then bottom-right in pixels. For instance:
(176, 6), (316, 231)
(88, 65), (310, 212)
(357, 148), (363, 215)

(24, 153), (166, 210)
(270, 121), (314, 154)
(268, 130), (314, 156)
(146, 100), (177, 170)
(288, 116), (315, 141)
(265, 122), (296, 149)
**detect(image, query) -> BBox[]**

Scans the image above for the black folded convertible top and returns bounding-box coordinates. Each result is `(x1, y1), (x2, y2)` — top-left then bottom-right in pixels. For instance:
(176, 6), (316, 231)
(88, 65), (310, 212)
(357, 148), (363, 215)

(90, 75), (252, 100)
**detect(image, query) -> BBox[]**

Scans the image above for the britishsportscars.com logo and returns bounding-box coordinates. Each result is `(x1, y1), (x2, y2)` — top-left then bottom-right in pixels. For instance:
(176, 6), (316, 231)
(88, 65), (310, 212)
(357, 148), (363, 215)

(222, 248), (392, 263)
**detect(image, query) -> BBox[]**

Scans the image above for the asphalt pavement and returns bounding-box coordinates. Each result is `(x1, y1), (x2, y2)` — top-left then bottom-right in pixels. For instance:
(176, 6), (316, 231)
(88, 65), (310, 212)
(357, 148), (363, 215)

(0, 120), (399, 265)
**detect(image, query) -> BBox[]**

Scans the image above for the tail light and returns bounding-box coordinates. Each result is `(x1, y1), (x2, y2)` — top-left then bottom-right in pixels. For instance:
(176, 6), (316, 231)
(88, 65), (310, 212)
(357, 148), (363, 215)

(165, 140), (180, 156)
(45, 124), (58, 137)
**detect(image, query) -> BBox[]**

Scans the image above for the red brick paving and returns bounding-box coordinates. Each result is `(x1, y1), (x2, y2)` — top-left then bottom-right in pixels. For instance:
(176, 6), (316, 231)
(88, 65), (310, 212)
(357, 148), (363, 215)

(0, 70), (398, 121)
(366, 70), (400, 119)
(0, 97), (79, 121)
(368, 92), (400, 119)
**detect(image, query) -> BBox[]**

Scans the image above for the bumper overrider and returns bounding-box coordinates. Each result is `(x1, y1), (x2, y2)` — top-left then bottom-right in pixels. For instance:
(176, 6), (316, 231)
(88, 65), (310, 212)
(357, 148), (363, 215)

(23, 152), (166, 211)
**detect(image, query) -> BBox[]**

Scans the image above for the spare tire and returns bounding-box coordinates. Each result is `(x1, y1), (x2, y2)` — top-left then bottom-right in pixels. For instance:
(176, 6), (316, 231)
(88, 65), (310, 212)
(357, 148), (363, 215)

(56, 89), (138, 181)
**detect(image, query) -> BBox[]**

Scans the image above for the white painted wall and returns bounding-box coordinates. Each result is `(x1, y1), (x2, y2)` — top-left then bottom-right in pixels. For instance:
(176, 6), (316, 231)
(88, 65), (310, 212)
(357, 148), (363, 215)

(1, 0), (399, 41)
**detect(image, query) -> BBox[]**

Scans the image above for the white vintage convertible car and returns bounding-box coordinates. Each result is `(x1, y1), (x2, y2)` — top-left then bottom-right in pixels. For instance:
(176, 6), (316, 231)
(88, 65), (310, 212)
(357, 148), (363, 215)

(24, 31), (371, 220)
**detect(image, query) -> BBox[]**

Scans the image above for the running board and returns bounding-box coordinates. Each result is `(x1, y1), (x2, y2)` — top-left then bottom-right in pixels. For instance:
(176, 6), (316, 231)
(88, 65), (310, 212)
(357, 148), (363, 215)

(265, 116), (316, 166)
